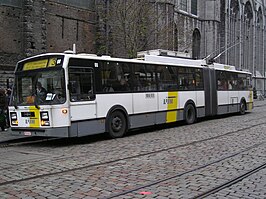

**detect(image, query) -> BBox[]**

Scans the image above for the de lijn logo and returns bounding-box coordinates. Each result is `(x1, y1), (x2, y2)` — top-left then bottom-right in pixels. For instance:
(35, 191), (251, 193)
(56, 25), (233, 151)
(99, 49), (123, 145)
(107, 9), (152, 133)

(163, 96), (176, 105)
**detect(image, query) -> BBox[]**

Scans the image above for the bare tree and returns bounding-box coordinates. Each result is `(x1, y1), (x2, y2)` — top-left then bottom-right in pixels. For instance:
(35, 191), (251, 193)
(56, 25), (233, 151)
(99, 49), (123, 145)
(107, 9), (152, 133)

(96, 0), (176, 58)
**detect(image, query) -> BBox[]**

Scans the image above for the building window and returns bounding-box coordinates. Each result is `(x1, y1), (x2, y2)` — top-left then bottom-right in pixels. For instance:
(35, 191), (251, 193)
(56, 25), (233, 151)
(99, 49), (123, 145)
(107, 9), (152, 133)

(191, 0), (197, 15)
(180, 0), (188, 12)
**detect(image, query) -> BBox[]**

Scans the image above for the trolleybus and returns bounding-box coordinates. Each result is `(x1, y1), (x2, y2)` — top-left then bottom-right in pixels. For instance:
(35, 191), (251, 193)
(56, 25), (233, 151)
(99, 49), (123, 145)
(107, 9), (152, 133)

(8, 52), (253, 138)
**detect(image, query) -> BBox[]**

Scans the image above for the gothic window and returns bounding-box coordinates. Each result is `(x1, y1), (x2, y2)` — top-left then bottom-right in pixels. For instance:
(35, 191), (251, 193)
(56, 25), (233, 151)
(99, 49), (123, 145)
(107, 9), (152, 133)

(192, 29), (201, 59)
(243, 2), (253, 72)
(174, 24), (178, 51)
(191, 0), (197, 15)
(180, 0), (188, 12)
(227, 0), (240, 68)
(255, 8), (263, 79)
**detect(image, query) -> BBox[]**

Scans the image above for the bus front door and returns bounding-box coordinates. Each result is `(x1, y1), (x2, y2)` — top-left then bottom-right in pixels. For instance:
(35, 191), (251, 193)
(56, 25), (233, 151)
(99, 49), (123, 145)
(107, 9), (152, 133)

(70, 101), (97, 137)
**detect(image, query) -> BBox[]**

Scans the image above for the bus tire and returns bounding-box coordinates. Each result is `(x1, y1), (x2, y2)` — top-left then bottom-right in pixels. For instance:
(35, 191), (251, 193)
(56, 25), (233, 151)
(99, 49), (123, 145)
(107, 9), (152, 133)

(107, 111), (127, 138)
(239, 100), (246, 115)
(184, 103), (196, 124)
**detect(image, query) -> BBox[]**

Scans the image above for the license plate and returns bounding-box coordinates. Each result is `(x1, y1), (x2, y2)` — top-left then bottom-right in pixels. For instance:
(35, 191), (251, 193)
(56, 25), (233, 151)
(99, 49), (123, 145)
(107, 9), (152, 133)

(24, 131), (32, 136)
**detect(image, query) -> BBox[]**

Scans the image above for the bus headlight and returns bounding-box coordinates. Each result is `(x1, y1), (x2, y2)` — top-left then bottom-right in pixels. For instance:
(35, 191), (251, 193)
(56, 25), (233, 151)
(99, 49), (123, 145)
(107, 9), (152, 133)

(40, 111), (50, 126)
(10, 112), (18, 126)
(62, 108), (68, 114)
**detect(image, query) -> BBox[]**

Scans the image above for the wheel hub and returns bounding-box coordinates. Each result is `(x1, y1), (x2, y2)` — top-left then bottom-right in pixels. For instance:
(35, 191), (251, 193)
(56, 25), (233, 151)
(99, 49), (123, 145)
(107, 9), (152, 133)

(112, 117), (122, 131)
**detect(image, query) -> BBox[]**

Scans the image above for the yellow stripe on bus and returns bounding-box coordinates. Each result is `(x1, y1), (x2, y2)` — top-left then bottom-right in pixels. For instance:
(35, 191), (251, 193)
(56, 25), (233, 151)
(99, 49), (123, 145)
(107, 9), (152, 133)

(166, 92), (178, 123)
(29, 106), (40, 128)
(248, 90), (253, 110)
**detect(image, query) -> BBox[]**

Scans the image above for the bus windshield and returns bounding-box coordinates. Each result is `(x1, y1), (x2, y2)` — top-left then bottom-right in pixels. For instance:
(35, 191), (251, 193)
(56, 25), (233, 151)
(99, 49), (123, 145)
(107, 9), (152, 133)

(11, 68), (66, 106)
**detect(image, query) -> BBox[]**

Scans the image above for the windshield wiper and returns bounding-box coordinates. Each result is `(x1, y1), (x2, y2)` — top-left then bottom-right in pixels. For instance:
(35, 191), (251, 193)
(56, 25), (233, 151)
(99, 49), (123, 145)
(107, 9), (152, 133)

(34, 95), (40, 109)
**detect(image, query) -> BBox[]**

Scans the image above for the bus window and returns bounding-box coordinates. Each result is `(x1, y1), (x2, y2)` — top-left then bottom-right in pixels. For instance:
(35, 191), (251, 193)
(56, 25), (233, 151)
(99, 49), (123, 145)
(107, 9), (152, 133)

(178, 67), (195, 90)
(227, 72), (238, 90)
(20, 77), (34, 104)
(100, 62), (130, 92)
(145, 65), (157, 91)
(116, 62), (131, 92)
(195, 68), (204, 90)
(237, 74), (252, 90)
(216, 71), (228, 90)
(157, 66), (178, 91)
(246, 75), (252, 89)
(13, 69), (66, 105)
(187, 68), (195, 90)
(69, 67), (95, 101)
(132, 64), (156, 91)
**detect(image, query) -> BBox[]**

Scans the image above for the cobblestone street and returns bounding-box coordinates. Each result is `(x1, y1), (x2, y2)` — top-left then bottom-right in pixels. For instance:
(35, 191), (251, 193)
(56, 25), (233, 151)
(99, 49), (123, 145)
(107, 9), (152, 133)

(0, 100), (266, 199)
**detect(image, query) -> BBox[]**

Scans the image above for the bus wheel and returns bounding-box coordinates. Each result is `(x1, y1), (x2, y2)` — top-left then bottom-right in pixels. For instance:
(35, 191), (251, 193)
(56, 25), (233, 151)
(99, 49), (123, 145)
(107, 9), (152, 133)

(107, 111), (127, 138)
(184, 104), (196, 124)
(239, 101), (246, 115)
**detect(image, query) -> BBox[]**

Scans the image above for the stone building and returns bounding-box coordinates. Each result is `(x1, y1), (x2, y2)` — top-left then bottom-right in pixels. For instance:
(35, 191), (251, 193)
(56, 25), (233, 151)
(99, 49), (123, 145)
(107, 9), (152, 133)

(222, 0), (266, 94)
(0, 0), (96, 88)
(0, 0), (266, 93)
(175, 0), (266, 94)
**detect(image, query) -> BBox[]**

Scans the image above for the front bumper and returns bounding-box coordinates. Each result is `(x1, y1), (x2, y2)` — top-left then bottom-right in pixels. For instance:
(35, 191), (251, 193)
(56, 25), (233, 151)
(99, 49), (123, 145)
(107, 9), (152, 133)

(10, 127), (69, 137)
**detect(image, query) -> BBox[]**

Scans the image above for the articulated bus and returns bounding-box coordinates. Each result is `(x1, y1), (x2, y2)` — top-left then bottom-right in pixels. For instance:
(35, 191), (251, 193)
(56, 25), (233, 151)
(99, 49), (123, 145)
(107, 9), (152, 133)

(8, 52), (253, 138)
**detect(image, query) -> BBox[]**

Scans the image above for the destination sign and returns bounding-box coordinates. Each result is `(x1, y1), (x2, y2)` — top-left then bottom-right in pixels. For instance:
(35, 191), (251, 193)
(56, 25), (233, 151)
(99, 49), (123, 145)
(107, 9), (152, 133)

(23, 59), (48, 71)
(22, 57), (62, 71)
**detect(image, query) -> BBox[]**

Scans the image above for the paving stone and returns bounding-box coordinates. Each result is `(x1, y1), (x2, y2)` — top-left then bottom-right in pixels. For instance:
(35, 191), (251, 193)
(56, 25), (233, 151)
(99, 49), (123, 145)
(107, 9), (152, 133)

(1, 101), (266, 198)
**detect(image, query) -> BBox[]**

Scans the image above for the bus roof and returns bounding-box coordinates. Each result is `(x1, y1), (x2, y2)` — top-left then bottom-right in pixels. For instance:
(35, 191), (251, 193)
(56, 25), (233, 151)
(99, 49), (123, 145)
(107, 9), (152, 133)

(17, 52), (251, 75)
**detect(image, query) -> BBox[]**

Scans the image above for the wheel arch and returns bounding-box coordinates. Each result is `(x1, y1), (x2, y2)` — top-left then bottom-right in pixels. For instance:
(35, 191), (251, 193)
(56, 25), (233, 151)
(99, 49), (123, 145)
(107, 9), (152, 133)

(238, 97), (247, 115)
(240, 97), (247, 110)
(183, 99), (197, 124)
(105, 105), (129, 132)
(184, 99), (197, 116)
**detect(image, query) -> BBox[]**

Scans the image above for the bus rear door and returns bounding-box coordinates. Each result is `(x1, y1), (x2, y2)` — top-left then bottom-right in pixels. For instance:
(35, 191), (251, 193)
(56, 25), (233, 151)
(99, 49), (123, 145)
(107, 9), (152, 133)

(203, 68), (217, 116)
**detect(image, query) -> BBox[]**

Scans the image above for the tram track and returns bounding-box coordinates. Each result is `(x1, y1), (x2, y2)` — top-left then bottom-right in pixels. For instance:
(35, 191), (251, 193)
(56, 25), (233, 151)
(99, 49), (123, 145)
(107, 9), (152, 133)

(0, 111), (265, 198)
(1, 107), (266, 150)
(4, 118), (266, 162)
(0, 102), (264, 148)
(193, 162), (266, 199)
(102, 141), (266, 199)
(0, 119), (265, 188)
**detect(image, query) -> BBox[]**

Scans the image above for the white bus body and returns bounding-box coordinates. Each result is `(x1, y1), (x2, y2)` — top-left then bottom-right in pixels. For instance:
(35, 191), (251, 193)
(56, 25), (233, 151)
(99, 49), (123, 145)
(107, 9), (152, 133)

(8, 53), (253, 138)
